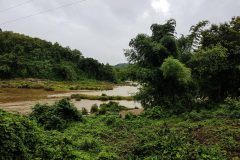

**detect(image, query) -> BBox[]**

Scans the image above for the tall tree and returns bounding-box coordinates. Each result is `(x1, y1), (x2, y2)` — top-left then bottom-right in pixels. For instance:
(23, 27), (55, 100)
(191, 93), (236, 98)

(189, 17), (240, 101)
(125, 19), (194, 112)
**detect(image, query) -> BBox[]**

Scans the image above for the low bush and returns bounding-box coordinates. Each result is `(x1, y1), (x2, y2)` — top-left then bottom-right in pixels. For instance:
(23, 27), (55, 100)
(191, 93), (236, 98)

(124, 113), (137, 120)
(99, 101), (127, 113)
(0, 110), (43, 159)
(142, 106), (172, 119)
(90, 104), (99, 113)
(78, 139), (100, 152)
(82, 107), (88, 115)
(98, 107), (107, 115)
(30, 99), (82, 130)
(71, 94), (133, 101)
(97, 151), (118, 160)
(103, 115), (118, 126)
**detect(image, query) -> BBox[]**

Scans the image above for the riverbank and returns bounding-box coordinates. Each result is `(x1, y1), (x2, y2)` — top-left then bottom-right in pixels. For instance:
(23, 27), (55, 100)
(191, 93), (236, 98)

(0, 84), (141, 114)
(71, 94), (134, 101)
(0, 78), (114, 91)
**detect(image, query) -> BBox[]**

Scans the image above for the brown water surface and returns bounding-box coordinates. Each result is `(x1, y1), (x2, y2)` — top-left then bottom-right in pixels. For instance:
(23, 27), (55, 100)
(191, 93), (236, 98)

(0, 86), (141, 114)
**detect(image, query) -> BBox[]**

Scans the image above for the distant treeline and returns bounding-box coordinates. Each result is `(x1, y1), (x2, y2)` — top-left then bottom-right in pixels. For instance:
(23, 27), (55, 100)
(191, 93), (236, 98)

(0, 31), (116, 82)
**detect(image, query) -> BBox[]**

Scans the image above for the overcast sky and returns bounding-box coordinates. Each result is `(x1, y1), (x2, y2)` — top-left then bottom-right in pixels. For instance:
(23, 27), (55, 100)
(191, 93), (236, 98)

(0, 0), (239, 64)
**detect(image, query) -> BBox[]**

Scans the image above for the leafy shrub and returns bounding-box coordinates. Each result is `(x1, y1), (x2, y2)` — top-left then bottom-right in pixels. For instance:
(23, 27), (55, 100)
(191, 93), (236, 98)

(0, 110), (43, 159)
(103, 116), (118, 126)
(99, 101), (127, 113)
(44, 115), (67, 130)
(53, 99), (82, 121)
(216, 97), (240, 118)
(98, 107), (107, 115)
(142, 106), (171, 119)
(223, 97), (240, 111)
(79, 139), (100, 152)
(230, 110), (240, 119)
(188, 110), (204, 121)
(97, 151), (118, 160)
(36, 132), (80, 159)
(161, 56), (192, 83)
(30, 99), (82, 130)
(71, 94), (133, 101)
(82, 107), (88, 115)
(90, 104), (99, 113)
(124, 113), (137, 120)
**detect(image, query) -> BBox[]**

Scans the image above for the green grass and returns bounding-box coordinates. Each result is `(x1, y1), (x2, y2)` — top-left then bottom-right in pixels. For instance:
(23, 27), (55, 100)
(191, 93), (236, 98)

(70, 94), (134, 101)
(0, 78), (114, 91)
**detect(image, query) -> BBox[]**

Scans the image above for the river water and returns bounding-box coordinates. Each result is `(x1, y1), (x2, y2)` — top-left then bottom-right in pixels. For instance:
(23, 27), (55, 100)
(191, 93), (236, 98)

(0, 86), (141, 114)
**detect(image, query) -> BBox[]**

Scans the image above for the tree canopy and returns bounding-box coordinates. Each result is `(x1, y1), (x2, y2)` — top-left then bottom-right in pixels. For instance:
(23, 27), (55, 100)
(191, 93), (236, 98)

(0, 31), (116, 82)
(125, 16), (240, 112)
(125, 19), (194, 112)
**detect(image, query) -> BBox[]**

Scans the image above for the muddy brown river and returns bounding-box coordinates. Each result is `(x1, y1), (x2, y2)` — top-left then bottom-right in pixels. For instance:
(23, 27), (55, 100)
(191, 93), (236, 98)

(0, 86), (141, 114)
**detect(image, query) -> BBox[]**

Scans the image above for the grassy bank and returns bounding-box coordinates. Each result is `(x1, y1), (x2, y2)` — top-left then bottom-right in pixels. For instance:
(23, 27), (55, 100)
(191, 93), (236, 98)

(71, 94), (134, 101)
(0, 79), (114, 91)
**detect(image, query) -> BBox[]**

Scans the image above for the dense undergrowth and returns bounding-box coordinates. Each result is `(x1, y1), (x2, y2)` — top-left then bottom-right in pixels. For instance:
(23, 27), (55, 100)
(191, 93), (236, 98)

(1, 98), (240, 160)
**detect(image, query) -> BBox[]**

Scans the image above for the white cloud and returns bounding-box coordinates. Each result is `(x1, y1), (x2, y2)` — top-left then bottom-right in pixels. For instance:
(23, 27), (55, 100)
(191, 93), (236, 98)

(142, 11), (150, 19)
(151, 0), (170, 14)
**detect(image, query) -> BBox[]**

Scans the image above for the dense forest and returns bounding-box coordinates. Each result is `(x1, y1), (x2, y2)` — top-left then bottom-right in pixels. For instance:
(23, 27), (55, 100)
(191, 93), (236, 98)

(0, 17), (240, 159)
(125, 16), (240, 109)
(0, 31), (116, 82)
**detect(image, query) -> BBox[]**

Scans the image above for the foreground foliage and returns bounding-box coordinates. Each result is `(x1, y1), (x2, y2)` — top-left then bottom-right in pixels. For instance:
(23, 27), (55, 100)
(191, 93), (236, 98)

(1, 98), (240, 159)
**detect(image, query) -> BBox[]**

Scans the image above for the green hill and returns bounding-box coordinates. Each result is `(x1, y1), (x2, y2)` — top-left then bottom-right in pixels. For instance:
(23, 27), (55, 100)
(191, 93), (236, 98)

(0, 31), (116, 82)
(114, 63), (129, 68)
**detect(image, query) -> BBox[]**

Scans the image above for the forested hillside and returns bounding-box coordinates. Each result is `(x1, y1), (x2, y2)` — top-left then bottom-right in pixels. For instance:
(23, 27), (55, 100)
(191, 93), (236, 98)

(0, 31), (116, 82)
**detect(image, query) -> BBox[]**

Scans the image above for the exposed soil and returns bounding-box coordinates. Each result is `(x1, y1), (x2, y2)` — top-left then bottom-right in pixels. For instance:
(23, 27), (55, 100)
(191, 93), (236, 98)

(120, 108), (144, 118)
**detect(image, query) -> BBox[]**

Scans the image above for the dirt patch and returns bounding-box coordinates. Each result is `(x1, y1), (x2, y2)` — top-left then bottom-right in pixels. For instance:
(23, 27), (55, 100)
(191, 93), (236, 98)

(120, 109), (144, 118)
(191, 127), (219, 145)
(0, 88), (67, 103)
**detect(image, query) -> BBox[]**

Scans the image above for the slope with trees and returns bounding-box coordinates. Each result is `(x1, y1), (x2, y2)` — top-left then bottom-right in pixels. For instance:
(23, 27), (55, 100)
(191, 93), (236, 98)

(0, 31), (116, 82)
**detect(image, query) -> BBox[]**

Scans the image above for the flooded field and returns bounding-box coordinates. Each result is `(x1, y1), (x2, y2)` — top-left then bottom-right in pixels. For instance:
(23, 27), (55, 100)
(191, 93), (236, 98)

(0, 86), (141, 114)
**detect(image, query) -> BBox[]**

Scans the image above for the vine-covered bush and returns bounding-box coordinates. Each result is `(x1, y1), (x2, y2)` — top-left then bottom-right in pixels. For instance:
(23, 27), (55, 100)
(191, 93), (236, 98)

(30, 99), (82, 130)
(0, 110), (42, 160)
